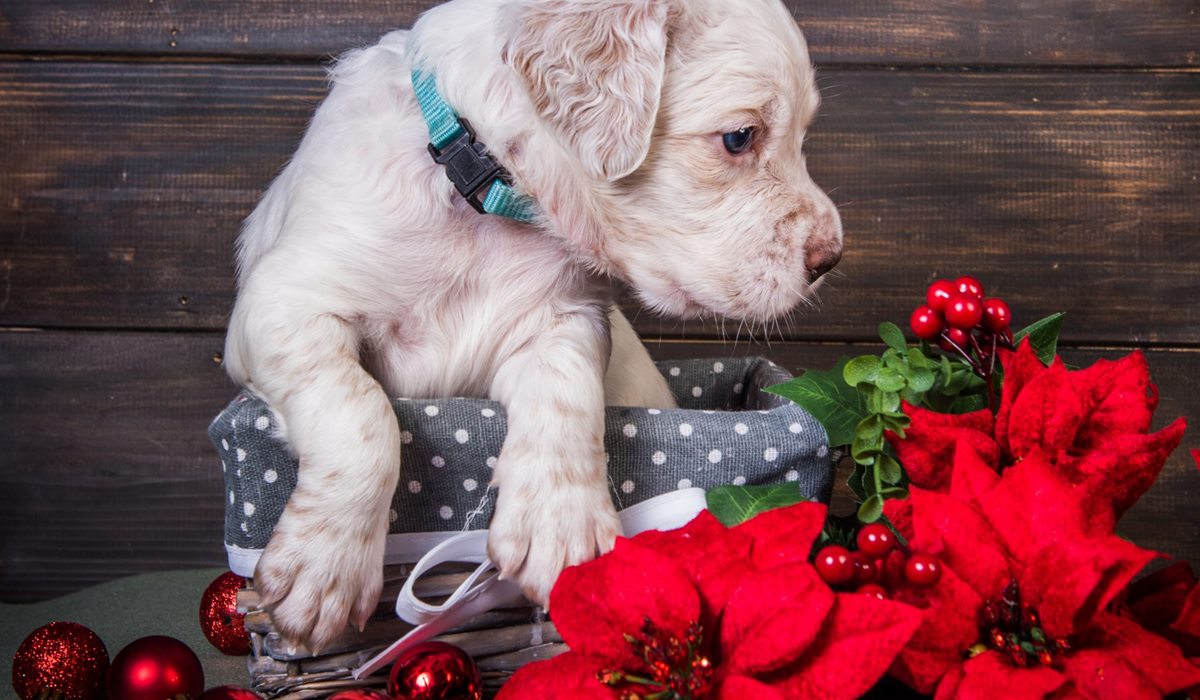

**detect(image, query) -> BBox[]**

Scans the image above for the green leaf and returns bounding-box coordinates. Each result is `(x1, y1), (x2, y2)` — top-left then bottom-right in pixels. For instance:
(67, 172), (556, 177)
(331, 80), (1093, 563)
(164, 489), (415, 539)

(907, 347), (932, 370)
(848, 462), (869, 500)
(880, 391), (901, 414)
(843, 355), (882, 387)
(879, 322), (908, 354)
(858, 494), (885, 523)
(948, 392), (989, 414)
(908, 367), (935, 393)
(876, 367), (907, 393)
(706, 483), (809, 527)
(1013, 312), (1065, 366)
(877, 453), (903, 484)
(766, 359), (868, 447)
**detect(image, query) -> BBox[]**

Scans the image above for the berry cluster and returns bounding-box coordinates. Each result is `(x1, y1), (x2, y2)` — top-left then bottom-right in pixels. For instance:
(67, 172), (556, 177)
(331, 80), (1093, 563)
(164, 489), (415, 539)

(597, 617), (713, 700)
(966, 581), (1069, 669)
(813, 524), (943, 599)
(910, 276), (1015, 409)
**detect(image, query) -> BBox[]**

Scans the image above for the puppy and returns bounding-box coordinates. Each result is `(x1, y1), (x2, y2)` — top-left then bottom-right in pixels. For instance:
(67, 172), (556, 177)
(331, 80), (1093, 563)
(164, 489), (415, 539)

(224, 0), (842, 650)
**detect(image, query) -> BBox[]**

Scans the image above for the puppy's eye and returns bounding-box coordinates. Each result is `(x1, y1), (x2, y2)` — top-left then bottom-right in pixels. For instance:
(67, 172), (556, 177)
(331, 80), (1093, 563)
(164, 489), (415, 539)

(722, 127), (755, 155)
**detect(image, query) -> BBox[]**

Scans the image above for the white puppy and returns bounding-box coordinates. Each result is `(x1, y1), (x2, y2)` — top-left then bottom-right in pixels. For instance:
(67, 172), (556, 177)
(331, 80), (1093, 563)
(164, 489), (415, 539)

(224, 0), (842, 650)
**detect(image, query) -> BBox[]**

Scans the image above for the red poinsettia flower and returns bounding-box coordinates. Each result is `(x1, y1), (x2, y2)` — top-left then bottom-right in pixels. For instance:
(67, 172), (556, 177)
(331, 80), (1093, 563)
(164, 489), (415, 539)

(890, 340), (1186, 516)
(883, 443), (1200, 699)
(496, 504), (922, 699)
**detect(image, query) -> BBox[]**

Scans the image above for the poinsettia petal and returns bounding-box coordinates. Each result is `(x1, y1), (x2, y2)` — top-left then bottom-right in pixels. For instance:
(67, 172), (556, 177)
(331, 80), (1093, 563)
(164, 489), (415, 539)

(767, 593), (921, 700)
(1005, 357), (1084, 462)
(888, 403), (998, 492)
(1075, 418), (1186, 516)
(931, 651), (1065, 700)
(1068, 351), (1155, 446)
(735, 501), (827, 570)
(549, 538), (700, 660)
(1076, 612), (1200, 695)
(889, 563), (989, 694)
(995, 339), (1051, 457)
(714, 674), (787, 700)
(980, 456), (1115, 556)
(1059, 650), (1162, 700)
(1023, 536), (1156, 637)
(719, 562), (834, 675)
(1123, 560), (1197, 635)
(495, 651), (617, 699)
(949, 439), (1001, 504)
(907, 486), (1011, 597)
(630, 510), (755, 614)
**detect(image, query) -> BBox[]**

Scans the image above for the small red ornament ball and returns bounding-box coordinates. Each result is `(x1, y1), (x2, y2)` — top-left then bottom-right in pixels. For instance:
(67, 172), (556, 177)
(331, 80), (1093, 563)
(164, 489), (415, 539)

(197, 686), (265, 700)
(926, 279), (956, 312)
(199, 571), (251, 655)
(982, 298), (1011, 332)
(11, 622), (109, 700)
(858, 584), (889, 600)
(107, 636), (204, 700)
(944, 295), (983, 331)
(388, 642), (482, 700)
(328, 690), (393, 699)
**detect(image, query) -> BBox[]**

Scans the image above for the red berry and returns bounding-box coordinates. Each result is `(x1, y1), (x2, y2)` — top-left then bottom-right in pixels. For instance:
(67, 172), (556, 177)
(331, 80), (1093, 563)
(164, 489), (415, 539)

(909, 306), (943, 340)
(858, 583), (888, 600)
(926, 279), (955, 312)
(851, 551), (879, 585)
(856, 523), (896, 560)
(982, 298), (1011, 332)
(953, 276), (985, 299)
(904, 554), (943, 588)
(815, 545), (855, 586)
(944, 295), (983, 331)
(938, 326), (969, 352)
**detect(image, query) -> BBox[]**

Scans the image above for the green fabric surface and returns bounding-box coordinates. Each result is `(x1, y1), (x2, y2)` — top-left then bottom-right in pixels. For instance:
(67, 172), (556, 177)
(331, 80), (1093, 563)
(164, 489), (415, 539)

(2, 569), (252, 698)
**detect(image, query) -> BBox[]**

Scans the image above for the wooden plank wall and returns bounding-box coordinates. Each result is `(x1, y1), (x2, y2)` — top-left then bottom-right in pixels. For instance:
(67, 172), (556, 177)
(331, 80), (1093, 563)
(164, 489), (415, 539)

(1, 1), (1197, 602)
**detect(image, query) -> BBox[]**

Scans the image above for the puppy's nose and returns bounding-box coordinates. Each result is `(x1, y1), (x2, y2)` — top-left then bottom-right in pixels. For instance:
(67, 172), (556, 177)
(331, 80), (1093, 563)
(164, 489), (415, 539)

(805, 242), (842, 281)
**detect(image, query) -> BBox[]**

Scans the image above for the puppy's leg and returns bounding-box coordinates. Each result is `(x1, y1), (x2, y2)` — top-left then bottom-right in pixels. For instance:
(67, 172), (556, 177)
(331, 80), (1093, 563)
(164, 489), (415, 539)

(604, 306), (676, 409)
(487, 309), (621, 606)
(226, 303), (399, 651)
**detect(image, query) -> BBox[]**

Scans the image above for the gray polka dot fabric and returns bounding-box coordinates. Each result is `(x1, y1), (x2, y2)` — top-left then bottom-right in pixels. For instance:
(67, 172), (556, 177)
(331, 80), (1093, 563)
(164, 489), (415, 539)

(209, 357), (834, 564)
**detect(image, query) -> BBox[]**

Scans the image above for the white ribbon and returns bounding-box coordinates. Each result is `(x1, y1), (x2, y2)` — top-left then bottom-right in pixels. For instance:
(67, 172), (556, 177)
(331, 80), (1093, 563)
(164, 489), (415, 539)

(352, 487), (709, 679)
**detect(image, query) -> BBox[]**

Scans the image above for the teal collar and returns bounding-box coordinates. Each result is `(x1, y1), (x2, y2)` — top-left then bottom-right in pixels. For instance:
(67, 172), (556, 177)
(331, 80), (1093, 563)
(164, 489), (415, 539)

(412, 70), (539, 223)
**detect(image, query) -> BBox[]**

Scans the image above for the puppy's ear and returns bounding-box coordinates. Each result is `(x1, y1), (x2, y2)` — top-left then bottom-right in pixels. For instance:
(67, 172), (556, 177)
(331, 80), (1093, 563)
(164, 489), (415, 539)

(504, 0), (668, 182)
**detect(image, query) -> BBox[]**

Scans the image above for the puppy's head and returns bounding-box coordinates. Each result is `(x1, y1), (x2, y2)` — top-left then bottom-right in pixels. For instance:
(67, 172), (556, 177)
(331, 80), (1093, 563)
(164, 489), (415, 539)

(505, 0), (842, 323)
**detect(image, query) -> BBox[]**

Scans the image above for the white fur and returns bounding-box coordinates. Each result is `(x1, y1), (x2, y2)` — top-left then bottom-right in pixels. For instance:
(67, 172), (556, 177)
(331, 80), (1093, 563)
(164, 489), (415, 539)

(225, 0), (841, 650)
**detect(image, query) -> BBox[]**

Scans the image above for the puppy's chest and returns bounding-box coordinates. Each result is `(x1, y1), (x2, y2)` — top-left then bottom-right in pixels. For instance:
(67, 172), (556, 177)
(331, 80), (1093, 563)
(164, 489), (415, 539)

(361, 243), (601, 400)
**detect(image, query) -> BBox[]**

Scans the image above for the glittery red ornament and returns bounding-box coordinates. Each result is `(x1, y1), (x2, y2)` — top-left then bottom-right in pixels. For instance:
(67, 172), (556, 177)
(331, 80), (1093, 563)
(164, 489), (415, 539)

(327, 690), (392, 699)
(11, 622), (109, 700)
(199, 571), (251, 655)
(197, 686), (264, 700)
(106, 636), (204, 700)
(387, 642), (482, 700)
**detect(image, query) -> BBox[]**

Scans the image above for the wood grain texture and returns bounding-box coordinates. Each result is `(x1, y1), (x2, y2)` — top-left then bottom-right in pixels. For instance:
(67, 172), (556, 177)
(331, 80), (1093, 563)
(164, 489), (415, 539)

(0, 0), (1196, 66)
(2, 331), (1196, 601)
(1, 62), (1197, 343)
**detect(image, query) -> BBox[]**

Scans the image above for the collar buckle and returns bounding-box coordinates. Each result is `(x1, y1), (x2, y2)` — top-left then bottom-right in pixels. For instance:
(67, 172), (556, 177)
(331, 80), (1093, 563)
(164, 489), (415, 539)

(426, 118), (510, 215)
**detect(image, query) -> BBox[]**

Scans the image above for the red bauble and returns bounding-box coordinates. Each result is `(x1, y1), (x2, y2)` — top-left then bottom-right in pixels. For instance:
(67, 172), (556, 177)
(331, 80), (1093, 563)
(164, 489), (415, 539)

(388, 642), (482, 700)
(909, 305), (943, 340)
(982, 297), (1011, 332)
(107, 636), (204, 700)
(925, 279), (955, 312)
(197, 686), (265, 700)
(944, 295), (983, 331)
(328, 690), (392, 699)
(11, 622), (109, 700)
(199, 571), (251, 655)
(904, 554), (944, 588)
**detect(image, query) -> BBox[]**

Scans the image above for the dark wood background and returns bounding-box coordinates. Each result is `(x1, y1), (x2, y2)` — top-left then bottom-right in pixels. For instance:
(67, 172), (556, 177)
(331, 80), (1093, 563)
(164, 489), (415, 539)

(1, 1), (1197, 602)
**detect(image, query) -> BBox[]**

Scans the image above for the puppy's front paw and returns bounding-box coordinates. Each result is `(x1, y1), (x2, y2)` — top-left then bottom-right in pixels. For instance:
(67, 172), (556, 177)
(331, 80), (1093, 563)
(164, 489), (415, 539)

(488, 483), (621, 607)
(253, 500), (386, 653)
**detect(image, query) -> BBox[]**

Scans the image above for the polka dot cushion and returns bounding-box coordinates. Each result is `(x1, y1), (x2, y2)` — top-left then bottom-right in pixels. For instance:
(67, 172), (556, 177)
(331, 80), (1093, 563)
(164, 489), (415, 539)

(209, 357), (835, 575)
